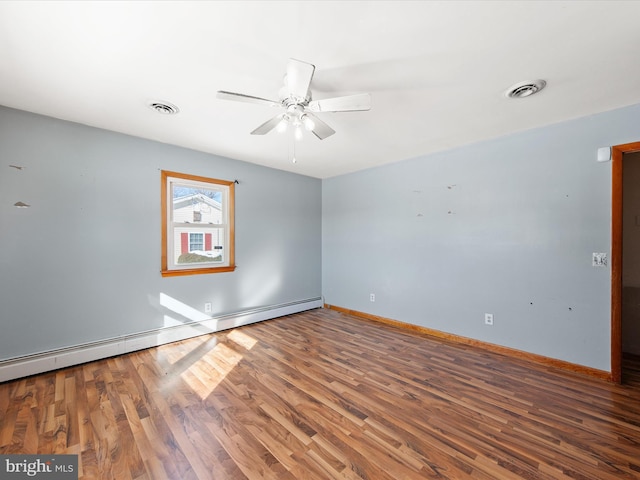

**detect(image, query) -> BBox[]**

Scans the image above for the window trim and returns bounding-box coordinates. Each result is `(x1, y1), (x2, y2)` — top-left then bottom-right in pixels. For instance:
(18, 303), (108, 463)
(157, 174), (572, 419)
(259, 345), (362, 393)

(161, 170), (235, 277)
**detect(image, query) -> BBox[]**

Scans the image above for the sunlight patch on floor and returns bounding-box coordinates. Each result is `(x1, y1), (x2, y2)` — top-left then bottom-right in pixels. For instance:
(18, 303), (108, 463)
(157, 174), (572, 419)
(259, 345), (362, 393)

(181, 329), (257, 400)
(160, 335), (216, 366)
(227, 329), (258, 349)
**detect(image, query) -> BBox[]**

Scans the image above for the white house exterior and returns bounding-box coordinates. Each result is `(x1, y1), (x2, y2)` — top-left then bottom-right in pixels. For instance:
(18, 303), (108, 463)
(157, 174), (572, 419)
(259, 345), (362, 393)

(171, 193), (224, 263)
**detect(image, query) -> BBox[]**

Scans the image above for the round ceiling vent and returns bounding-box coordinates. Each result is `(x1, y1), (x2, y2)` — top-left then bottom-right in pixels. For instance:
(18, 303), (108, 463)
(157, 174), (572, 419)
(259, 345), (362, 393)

(148, 101), (180, 114)
(505, 80), (546, 99)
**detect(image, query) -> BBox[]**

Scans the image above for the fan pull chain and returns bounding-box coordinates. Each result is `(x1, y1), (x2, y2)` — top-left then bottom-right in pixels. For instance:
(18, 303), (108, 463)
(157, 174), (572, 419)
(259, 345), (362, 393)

(292, 133), (297, 164)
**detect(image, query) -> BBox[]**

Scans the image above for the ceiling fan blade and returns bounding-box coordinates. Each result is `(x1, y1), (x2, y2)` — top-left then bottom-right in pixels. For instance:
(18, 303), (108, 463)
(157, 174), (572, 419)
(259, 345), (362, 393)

(307, 93), (371, 113)
(217, 90), (281, 108)
(286, 59), (315, 100)
(304, 113), (336, 140)
(250, 113), (285, 135)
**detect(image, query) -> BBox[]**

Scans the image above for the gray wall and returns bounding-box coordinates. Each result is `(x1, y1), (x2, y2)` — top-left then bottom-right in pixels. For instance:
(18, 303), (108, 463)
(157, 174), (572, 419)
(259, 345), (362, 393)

(323, 103), (640, 372)
(0, 106), (321, 360)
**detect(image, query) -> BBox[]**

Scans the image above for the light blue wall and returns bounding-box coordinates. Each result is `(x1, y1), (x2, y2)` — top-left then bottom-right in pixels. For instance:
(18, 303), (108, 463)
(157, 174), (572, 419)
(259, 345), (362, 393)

(0, 106), (321, 360)
(323, 103), (640, 372)
(4, 102), (639, 372)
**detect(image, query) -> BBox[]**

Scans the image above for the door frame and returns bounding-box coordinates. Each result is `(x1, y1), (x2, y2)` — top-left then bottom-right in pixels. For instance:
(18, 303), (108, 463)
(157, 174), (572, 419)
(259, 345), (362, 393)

(611, 141), (640, 383)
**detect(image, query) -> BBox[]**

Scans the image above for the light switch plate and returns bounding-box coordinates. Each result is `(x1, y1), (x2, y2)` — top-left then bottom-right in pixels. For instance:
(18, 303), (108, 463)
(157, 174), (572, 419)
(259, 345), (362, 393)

(592, 253), (607, 267)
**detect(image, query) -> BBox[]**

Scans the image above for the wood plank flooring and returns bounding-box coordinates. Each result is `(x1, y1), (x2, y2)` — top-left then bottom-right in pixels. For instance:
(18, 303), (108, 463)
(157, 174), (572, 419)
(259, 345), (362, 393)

(1, 308), (640, 479)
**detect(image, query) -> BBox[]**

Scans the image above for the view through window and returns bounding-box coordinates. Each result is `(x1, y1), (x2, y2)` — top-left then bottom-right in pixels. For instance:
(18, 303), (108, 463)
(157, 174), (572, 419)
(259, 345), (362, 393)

(161, 170), (235, 276)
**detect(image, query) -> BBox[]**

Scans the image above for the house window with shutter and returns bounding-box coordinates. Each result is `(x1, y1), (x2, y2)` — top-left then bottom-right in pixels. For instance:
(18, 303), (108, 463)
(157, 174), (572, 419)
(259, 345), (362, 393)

(161, 170), (235, 276)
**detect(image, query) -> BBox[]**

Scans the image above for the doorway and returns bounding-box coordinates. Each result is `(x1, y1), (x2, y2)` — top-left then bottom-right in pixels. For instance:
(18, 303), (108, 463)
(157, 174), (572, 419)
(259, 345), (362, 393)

(611, 142), (640, 383)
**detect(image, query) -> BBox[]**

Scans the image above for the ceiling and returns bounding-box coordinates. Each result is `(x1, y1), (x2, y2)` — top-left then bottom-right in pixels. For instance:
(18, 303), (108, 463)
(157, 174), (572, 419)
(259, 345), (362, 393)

(1, 1), (640, 179)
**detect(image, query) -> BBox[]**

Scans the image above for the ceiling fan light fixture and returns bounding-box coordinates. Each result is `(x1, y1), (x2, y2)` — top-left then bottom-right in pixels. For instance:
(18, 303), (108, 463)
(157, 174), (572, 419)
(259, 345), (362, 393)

(276, 118), (288, 133)
(301, 114), (315, 131)
(505, 80), (546, 99)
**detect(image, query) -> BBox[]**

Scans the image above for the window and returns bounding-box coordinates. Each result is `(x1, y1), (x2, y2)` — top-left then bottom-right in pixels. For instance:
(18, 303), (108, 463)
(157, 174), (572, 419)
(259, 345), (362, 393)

(189, 232), (204, 251)
(161, 170), (235, 276)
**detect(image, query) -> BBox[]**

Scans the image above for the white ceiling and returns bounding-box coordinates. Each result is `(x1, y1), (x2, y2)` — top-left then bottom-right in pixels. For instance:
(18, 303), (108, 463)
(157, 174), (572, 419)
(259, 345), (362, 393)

(1, 1), (640, 179)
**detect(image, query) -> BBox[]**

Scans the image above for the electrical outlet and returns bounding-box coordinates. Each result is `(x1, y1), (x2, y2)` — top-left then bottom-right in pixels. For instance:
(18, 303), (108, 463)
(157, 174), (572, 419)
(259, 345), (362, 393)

(204, 302), (212, 313)
(370, 293), (375, 302)
(484, 313), (494, 325)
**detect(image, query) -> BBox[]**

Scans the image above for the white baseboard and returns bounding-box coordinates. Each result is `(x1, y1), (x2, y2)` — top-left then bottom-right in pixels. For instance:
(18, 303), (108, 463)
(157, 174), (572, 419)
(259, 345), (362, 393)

(0, 298), (322, 383)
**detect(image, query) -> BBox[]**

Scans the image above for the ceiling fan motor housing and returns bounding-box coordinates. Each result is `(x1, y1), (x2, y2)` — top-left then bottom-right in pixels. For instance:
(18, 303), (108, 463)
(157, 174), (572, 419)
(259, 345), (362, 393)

(279, 85), (311, 105)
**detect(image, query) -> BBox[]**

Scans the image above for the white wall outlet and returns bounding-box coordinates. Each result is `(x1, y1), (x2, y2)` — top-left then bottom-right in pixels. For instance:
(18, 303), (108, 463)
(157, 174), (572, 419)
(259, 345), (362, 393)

(204, 302), (212, 313)
(592, 253), (607, 267)
(484, 313), (494, 325)
(370, 293), (375, 302)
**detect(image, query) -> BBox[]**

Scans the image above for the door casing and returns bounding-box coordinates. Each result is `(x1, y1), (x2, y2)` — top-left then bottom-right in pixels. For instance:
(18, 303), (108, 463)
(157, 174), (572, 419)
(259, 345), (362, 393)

(611, 142), (640, 383)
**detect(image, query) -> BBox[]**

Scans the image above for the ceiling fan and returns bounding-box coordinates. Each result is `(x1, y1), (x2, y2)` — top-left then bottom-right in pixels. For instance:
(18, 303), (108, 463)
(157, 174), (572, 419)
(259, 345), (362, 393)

(216, 58), (371, 140)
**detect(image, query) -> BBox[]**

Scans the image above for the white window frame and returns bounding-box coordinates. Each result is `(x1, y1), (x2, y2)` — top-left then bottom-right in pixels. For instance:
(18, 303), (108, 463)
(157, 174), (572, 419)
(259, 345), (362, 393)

(161, 170), (235, 276)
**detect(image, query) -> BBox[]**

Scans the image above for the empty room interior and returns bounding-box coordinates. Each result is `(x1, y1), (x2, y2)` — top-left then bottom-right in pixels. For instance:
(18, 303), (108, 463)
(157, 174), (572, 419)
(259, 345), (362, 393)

(1, 1), (640, 479)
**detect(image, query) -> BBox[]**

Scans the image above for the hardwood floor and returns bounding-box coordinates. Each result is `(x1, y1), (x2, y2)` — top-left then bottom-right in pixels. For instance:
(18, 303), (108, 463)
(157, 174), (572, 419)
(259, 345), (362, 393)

(1, 308), (640, 479)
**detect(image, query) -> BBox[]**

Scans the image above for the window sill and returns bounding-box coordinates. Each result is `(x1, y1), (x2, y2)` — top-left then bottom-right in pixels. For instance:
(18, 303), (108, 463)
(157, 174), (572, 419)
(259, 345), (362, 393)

(161, 265), (236, 277)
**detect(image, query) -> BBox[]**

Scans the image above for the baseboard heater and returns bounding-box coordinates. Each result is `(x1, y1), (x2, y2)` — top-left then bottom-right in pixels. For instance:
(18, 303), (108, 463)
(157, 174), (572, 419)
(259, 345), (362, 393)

(0, 297), (323, 383)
